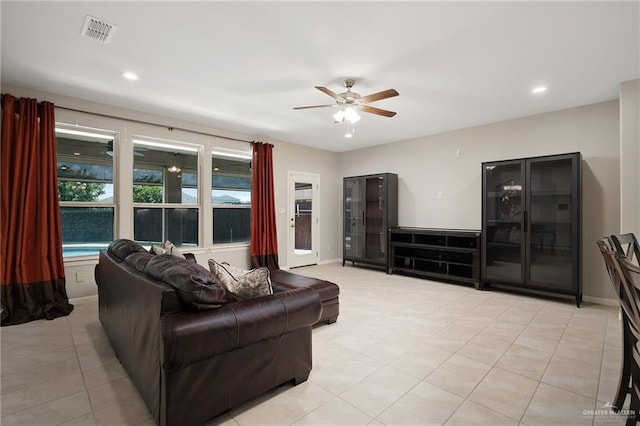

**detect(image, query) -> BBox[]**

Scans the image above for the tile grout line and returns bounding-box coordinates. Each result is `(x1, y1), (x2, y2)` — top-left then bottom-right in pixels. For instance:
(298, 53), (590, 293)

(67, 308), (99, 425)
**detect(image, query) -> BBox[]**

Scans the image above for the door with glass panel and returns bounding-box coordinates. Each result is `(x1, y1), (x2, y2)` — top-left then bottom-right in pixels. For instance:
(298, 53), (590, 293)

(287, 172), (319, 268)
(364, 175), (387, 263)
(526, 156), (578, 290)
(343, 177), (365, 262)
(482, 160), (526, 284)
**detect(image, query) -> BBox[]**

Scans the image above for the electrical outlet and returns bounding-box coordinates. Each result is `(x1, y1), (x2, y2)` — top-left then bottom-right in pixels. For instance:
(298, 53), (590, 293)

(75, 271), (85, 283)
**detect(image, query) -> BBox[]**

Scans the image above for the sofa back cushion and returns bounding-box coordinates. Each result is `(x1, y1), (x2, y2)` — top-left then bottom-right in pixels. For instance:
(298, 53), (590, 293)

(144, 254), (232, 310)
(108, 239), (148, 261)
(124, 251), (155, 273)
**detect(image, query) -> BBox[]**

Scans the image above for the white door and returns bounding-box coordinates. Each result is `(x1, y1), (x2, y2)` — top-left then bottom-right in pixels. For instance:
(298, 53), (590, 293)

(287, 171), (319, 268)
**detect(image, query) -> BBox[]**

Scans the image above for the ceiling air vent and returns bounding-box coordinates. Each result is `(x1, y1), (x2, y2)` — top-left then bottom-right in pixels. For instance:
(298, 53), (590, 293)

(80, 15), (117, 43)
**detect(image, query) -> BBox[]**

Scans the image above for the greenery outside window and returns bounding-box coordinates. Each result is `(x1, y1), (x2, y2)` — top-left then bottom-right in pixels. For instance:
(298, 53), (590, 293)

(212, 151), (251, 244)
(132, 139), (200, 248)
(56, 126), (116, 257)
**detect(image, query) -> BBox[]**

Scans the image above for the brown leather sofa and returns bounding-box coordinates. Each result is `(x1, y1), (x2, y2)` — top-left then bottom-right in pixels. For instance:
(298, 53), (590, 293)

(95, 240), (321, 426)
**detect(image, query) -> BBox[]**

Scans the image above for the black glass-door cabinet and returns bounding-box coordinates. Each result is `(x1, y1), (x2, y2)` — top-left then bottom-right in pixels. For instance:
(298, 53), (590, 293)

(343, 173), (398, 270)
(481, 153), (582, 306)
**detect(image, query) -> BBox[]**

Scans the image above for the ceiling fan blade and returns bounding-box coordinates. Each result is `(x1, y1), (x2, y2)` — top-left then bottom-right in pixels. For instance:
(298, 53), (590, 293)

(360, 105), (397, 117)
(293, 104), (334, 110)
(315, 86), (342, 101)
(358, 89), (399, 104)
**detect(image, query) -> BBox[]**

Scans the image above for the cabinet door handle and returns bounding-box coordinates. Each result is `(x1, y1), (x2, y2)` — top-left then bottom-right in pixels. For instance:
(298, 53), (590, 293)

(524, 211), (528, 233)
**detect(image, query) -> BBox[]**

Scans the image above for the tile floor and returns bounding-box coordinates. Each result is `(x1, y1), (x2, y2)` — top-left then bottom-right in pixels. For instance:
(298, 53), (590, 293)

(0, 263), (629, 425)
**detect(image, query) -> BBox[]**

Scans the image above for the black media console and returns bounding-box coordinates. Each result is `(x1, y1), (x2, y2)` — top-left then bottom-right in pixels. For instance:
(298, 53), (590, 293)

(388, 227), (481, 289)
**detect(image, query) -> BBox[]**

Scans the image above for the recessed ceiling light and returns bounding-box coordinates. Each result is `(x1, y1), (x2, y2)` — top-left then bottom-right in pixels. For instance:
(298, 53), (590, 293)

(531, 86), (547, 94)
(122, 71), (139, 81)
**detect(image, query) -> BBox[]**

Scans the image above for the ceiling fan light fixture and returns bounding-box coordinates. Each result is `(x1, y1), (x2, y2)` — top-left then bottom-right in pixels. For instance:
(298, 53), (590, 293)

(167, 153), (184, 173)
(344, 121), (356, 138)
(294, 79), (397, 139)
(344, 107), (360, 123)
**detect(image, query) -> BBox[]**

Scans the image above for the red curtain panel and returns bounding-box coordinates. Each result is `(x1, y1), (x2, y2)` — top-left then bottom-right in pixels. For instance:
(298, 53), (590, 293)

(250, 142), (280, 270)
(1, 94), (73, 325)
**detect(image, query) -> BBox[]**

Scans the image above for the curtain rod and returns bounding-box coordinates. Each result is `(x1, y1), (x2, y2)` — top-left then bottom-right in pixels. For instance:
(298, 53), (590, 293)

(53, 104), (254, 144)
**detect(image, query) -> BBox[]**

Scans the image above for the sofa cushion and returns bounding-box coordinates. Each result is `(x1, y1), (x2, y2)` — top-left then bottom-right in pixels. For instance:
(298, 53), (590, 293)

(270, 270), (340, 302)
(145, 255), (232, 310)
(208, 259), (273, 300)
(124, 251), (154, 272)
(108, 239), (148, 261)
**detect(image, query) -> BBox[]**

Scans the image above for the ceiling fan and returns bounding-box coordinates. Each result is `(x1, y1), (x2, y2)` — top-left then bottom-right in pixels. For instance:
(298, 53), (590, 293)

(294, 79), (399, 119)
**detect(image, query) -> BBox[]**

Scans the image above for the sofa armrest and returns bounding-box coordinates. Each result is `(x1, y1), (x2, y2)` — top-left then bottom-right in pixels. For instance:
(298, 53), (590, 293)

(160, 287), (320, 370)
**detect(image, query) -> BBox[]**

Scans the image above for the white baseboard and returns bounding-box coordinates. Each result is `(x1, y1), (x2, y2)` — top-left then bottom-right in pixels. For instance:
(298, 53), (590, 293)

(582, 295), (618, 307)
(281, 258), (342, 270)
(69, 295), (98, 305)
(319, 258), (342, 265)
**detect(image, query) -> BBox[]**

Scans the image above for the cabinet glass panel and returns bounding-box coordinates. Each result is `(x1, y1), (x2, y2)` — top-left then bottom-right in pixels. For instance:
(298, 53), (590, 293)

(365, 176), (386, 261)
(528, 158), (573, 288)
(344, 178), (365, 259)
(484, 162), (523, 282)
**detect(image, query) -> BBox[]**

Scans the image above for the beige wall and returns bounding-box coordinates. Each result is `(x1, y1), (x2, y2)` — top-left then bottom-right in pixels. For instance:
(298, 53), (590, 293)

(339, 100), (621, 302)
(619, 79), (640, 236)
(270, 140), (341, 267)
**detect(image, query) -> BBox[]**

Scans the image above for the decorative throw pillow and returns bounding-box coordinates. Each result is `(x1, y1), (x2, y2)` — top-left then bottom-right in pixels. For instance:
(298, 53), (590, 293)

(220, 262), (249, 278)
(150, 240), (186, 259)
(149, 245), (167, 255)
(208, 259), (273, 300)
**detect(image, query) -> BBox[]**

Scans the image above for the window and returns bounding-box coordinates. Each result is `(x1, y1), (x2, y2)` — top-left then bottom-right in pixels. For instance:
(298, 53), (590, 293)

(132, 139), (199, 248)
(56, 127), (116, 257)
(212, 151), (251, 244)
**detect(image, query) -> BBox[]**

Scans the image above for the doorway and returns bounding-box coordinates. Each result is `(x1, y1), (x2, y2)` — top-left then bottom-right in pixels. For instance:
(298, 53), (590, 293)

(287, 171), (319, 268)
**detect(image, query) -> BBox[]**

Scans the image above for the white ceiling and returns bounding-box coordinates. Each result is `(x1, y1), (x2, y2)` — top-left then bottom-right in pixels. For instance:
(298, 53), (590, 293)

(1, 1), (639, 152)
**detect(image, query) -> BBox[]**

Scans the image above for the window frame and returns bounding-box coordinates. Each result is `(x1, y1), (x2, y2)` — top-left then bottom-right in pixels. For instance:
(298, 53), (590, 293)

(131, 137), (202, 248)
(211, 149), (252, 245)
(55, 123), (119, 259)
